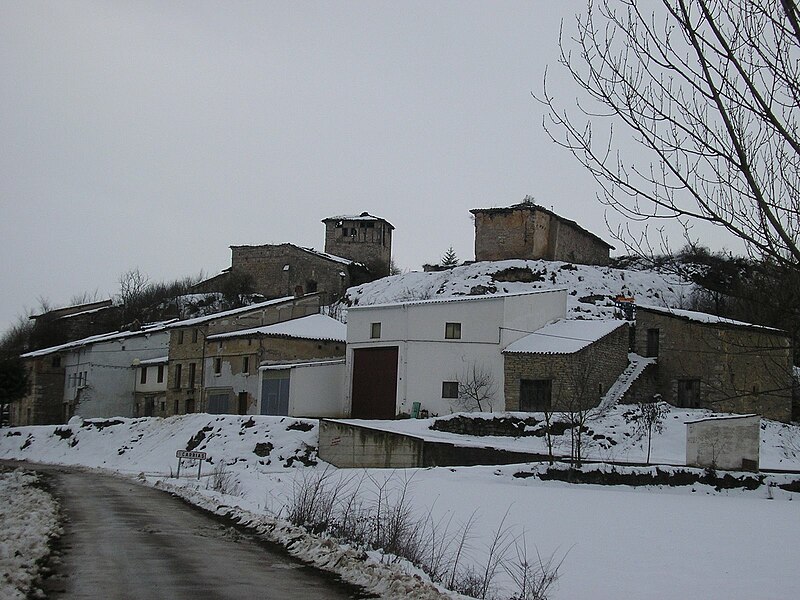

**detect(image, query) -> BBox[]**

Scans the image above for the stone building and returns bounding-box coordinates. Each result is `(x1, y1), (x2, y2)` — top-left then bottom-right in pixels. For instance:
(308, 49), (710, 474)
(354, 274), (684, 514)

(165, 294), (321, 416)
(470, 203), (612, 266)
(12, 353), (65, 426)
(27, 299), (122, 351)
(203, 314), (346, 416)
(195, 212), (393, 302)
(321, 213), (394, 277)
(503, 320), (629, 412)
(633, 305), (794, 422)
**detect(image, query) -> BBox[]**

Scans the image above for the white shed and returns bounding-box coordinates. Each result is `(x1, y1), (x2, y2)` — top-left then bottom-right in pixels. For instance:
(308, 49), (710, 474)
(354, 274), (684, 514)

(686, 414), (760, 471)
(259, 359), (346, 417)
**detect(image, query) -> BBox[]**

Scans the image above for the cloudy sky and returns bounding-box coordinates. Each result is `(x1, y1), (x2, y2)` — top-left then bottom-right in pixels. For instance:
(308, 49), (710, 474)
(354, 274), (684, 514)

(0, 1), (737, 334)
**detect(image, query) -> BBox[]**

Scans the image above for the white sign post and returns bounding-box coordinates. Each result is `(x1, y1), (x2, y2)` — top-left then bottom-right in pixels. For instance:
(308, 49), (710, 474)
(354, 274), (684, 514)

(176, 450), (207, 479)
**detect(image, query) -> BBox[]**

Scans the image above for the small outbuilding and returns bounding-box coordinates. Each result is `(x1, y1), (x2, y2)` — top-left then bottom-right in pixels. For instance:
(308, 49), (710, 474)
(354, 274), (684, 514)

(686, 414), (760, 471)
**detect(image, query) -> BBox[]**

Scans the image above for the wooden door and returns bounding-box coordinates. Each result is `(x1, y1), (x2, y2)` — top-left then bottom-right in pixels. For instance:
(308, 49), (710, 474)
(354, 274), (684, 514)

(351, 347), (399, 419)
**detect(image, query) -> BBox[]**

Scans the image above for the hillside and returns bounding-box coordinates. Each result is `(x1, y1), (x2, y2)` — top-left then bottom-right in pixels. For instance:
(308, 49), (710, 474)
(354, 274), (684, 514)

(345, 259), (697, 318)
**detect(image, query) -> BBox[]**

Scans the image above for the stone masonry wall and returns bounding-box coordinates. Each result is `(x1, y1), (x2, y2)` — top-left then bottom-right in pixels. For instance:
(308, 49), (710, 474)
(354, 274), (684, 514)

(324, 219), (392, 277)
(634, 310), (793, 422)
(14, 356), (65, 426)
(504, 324), (629, 411)
(473, 207), (610, 265)
(230, 244), (354, 301)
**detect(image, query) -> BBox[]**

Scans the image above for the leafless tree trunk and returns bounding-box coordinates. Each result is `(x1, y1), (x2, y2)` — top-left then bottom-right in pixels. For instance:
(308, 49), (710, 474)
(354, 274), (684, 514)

(456, 363), (499, 412)
(539, 0), (800, 270)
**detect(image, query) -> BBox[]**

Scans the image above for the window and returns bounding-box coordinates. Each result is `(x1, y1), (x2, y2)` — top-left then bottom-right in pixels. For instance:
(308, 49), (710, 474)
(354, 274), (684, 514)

(52, 356), (61, 368)
(306, 280), (318, 293)
(677, 379), (701, 408)
(442, 381), (459, 399)
(445, 322), (462, 340)
(177, 330), (184, 345)
(646, 328), (660, 357)
(157, 364), (164, 383)
(520, 379), (552, 412)
(214, 357), (222, 375)
(370, 322), (382, 339)
(174, 364), (182, 389)
(192, 329), (198, 343)
(242, 356), (250, 374)
(140, 366), (147, 385)
(174, 398), (179, 414)
(189, 363), (196, 388)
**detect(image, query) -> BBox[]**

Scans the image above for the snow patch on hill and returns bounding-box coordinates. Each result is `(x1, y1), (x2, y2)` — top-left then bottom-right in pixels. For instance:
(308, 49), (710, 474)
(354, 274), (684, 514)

(345, 259), (697, 319)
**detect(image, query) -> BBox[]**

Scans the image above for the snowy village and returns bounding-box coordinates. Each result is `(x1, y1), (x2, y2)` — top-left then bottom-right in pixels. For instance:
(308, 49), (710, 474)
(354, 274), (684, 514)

(2, 2), (800, 600)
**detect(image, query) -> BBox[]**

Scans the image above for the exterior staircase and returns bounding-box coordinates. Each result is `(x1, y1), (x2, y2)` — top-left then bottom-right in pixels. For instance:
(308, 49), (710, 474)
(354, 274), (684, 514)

(594, 353), (657, 414)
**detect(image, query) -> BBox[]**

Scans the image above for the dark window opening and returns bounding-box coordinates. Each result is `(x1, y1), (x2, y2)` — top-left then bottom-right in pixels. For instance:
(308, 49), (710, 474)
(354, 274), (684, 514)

(445, 322), (462, 340)
(186, 397), (195, 413)
(52, 356), (61, 368)
(520, 379), (552, 412)
(238, 392), (248, 415)
(189, 363), (196, 389)
(370, 322), (382, 339)
(140, 367), (147, 385)
(174, 364), (182, 389)
(214, 357), (222, 375)
(157, 364), (164, 383)
(677, 379), (701, 408)
(306, 280), (318, 293)
(243, 356), (250, 374)
(646, 328), (660, 357)
(442, 381), (459, 399)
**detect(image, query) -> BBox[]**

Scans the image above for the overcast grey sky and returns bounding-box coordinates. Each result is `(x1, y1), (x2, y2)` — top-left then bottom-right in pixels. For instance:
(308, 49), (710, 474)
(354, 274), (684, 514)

(0, 1), (738, 334)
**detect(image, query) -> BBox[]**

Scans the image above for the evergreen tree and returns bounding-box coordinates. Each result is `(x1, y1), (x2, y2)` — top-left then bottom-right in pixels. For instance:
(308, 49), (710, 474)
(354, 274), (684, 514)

(441, 246), (459, 268)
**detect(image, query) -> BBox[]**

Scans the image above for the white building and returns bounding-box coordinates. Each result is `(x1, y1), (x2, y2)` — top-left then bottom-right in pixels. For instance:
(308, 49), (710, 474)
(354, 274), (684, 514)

(23, 323), (171, 420)
(133, 355), (169, 417)
(345, 290), (567, 418)
(260, 359), (346, 417)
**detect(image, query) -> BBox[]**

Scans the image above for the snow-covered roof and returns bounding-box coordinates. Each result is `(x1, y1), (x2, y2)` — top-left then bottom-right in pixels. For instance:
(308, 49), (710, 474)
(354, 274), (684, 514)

(22, 322), (172, 359)
(297, 246), (356, 265)
(133, 356), (168, 367)
(504, 319), (626, 354)
(206, 314), (346, 343)
(323, 212), (394, 229)
(348, 288), (566, 312)
(260, 358), (345, 371)
(167, 296), (299, 328)
(637, 304), (785, 333)
(686, 414), (759, 425)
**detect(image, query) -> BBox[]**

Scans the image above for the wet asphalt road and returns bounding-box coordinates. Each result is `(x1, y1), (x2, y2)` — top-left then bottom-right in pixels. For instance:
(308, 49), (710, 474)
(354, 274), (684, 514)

(14, 464), (366, 600)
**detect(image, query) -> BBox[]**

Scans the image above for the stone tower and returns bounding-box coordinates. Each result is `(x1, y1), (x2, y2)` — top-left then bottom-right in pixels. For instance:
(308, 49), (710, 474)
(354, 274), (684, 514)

(322, 212), (394, 278)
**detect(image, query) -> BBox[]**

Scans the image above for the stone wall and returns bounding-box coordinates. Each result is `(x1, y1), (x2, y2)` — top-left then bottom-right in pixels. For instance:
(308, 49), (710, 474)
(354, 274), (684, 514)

(227, 244), (368, 302)
(634, 309), (793, 422)
(504, 324), (629, 411)
(323, 218), (392, 277)
(471, 205), (611, 266)
(13, 356), (65, 426)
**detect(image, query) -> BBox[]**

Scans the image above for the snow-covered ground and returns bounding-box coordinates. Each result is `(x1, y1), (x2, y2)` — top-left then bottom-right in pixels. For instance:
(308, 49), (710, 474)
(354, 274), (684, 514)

(0, 469), (60, 600)
(2, 412), (799, 599)
(345, 259), (697, 320)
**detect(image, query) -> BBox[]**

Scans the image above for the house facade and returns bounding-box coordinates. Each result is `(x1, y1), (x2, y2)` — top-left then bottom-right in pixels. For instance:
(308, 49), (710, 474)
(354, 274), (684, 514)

(470, 203), (613, 266)
(345, 290), (567, 418)
(165, 294), (321, 416)
(503, 320), (629, 412)
(202, 314), (346, 416)
(12, 353), (65, 426)
(133, 355), (169, 417)
(634, 305), (794, 422)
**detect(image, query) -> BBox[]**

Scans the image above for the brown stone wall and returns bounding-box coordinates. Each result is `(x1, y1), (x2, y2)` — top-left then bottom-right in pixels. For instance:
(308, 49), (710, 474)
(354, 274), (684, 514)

(472, 207), (610, 265)
(13, 356), (65, 425)
(230, 244), (354, 301)
(634, 310), (793, 422)
(324, 219), (392, 277)
(504, 324), (629, 411)
(134, 393), (168, 417)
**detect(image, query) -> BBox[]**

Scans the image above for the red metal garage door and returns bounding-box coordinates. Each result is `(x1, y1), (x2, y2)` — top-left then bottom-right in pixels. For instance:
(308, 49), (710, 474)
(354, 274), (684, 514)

(351, 346), (399, 419)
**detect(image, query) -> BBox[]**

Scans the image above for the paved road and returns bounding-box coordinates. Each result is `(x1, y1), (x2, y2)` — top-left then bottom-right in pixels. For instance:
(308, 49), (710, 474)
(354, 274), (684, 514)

(22, 465), (368, 599)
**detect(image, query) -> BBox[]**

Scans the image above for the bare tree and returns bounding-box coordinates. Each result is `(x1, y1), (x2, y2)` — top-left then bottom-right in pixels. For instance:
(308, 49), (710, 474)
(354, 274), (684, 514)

(118, 268), (149, 322)
(540, 0), (800, 269)
(626, 396), (670, 465)
(456, 363), (499, 412)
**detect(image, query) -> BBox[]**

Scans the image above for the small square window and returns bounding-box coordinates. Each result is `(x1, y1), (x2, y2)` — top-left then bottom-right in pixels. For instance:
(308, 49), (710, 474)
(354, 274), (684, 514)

(445, 322), (461, 339)
(442, 381), (459, 399)
(370, 322), (382, 339)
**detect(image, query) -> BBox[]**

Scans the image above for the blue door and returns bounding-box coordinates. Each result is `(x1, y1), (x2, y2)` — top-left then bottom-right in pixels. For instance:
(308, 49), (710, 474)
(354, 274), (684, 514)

(261, 375), (290, 415)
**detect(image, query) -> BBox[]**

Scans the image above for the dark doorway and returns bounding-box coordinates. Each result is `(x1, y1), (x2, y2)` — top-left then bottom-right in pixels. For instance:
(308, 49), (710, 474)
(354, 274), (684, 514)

(237, 392), (248, 415)
(646, 328), (660, 357)
(144, 396), (155, 417)
(519, 379), (552, 412)
(351, 347), (399, 419)
(677, 379), (701, 408)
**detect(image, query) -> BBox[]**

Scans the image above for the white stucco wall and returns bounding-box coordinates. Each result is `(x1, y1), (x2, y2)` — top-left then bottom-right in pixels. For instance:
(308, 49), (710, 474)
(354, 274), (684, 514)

(204, 357), (260, 414)
(287, 362), (346, 417)
(686, 415), (760, 471)
(63, 331), (169, 419)
(133, 360), (168, 394)
(345, 290), (568, 416)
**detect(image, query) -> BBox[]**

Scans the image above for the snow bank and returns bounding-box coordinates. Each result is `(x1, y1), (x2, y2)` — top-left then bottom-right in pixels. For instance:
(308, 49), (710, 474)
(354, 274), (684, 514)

(0, 469), (60, 600)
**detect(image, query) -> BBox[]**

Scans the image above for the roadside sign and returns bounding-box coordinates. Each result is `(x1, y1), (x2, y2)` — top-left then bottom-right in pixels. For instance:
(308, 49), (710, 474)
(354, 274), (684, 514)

(175, 450), (207, 479)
